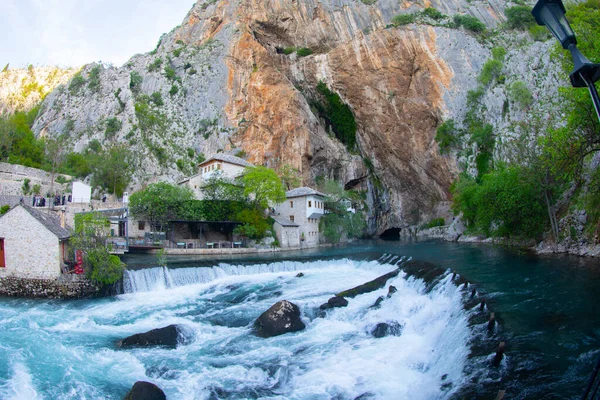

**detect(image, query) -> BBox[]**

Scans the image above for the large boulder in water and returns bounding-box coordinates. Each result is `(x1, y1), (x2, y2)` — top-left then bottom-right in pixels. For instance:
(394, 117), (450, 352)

(117, 325), (182, 348)
(125, 381), (166, 400)
(254, 300), (305, 337)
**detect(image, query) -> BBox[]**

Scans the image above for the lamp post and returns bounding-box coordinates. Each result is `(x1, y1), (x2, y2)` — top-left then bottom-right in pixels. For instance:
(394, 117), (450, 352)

(532, 0), (600, 122)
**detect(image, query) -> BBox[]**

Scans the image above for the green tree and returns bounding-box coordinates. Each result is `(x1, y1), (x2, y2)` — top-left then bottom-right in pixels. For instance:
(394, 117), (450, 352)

(129, 182), (194, 231)
(277, 164), (301, 190)
(508, 81), (533, 109)
(315, 81), (357, 150)
(505, 6), (536, 30)
(91, 144), (133, 197)
(130, 71), (143, 93)
(71, 212), (125, 285)
(239, 166), (286, 209)
(233, 209), (272, 239)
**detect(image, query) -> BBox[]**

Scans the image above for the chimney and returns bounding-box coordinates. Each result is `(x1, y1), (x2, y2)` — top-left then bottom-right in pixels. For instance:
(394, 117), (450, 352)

(60, 210), (66, 228)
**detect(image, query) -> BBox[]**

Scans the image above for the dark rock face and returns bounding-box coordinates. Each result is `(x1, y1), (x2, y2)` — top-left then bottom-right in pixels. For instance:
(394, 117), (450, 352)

(254, 300), (305, 338)
(371, 322), (403, 338)
(336, 268), (401, 298)
(319, 296), (349, 310)
(117, 325), (182, 348)
(125, 381), (166, 400)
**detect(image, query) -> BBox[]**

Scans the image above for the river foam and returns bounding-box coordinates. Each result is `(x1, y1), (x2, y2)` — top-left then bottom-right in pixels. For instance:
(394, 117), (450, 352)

(0, 255), (473, 399)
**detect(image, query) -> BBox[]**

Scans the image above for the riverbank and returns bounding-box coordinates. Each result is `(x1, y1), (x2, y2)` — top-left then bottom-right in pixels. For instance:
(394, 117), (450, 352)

(416, 219), (600, 258)
(0, 274), (100, 299)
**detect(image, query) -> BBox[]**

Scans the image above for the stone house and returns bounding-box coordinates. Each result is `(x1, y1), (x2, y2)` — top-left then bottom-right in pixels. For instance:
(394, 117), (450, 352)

(178, 154), (254, 199)
(0, 204), (71, 279)
(273, 187), (326, 248)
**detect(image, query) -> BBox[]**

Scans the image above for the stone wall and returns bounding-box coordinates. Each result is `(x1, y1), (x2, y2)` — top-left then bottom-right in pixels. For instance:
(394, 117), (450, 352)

(0, 206), (64, 279)
(0, 275), (100, 299)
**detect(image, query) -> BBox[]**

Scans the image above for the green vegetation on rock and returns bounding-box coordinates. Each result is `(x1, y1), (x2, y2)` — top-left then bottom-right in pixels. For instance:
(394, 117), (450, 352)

(314, 81), (357, 151)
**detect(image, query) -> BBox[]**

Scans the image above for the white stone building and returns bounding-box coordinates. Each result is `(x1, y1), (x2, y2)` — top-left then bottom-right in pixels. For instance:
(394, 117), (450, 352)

(178, 154), (254, 199)
(273, 187), (326, 248)
(0, 205), (71, 279)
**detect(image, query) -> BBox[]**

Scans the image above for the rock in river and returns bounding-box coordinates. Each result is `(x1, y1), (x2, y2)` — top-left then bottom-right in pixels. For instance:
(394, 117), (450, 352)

(117, 324), (183, 348)
(125, 381), (166, 400)
(254, 300), (305, 338)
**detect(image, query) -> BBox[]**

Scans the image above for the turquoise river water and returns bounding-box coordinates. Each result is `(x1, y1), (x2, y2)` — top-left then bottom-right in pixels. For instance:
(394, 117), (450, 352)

(1, 239), (599, 399)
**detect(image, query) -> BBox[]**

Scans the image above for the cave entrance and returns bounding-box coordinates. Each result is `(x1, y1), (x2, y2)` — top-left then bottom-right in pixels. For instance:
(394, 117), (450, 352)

(380, 228), (401, 240)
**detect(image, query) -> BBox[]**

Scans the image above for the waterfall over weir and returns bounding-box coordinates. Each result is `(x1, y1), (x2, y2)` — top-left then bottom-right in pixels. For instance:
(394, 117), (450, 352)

(123, 255), (408, 294)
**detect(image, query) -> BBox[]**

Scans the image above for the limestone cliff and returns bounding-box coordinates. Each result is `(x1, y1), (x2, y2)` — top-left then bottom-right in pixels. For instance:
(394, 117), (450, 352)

(22, 0), (565, 235)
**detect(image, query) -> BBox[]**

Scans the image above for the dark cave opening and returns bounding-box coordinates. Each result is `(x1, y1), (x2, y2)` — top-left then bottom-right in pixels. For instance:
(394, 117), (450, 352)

(379, 228), (401, 240)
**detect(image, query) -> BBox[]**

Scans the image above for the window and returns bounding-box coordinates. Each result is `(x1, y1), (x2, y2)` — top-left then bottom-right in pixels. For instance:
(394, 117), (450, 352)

(217, 164), (221, 170)
(138, 221), (146, 230)
(0, 238), (5, 268)
(308, 200), (312, 207)
(290, 201), (294, 208)
(290, 215), (295, 222)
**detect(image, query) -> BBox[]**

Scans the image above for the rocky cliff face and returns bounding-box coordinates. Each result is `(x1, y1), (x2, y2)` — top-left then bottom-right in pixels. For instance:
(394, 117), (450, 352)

(23, 0), (564, 235)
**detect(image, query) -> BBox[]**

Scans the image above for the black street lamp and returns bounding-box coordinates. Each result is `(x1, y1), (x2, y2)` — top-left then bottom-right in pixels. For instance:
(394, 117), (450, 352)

(532, 0), (600, 122)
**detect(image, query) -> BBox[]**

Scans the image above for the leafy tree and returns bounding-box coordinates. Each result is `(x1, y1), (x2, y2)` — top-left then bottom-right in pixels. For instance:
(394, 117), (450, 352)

(478, 59), (503, 86)
(130, 71), (143, 93)
(91, 144), (134, 197)
(202, 171), (246, 202)
(129, 182), (194, 231)
(453, 14), (486, 33)
(435, 119), (459, 154)
(233, 209), (272, 239)
(505, 6), (536, 30)
(71, 212), (125, 285)
(239, 166), (286, 209)
(508, 81), (533, 109)
(277, 164), (301, 190)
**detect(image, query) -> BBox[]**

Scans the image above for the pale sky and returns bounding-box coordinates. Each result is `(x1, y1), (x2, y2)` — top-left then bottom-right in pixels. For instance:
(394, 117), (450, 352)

(0, 0), (196, 69)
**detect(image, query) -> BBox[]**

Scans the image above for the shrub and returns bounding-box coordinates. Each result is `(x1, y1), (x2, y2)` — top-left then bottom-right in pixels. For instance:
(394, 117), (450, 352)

(130, 71), (142, 93)
(148, 58), (163, 72)
(151, 91), (164, 106)
(68, 73), (86, 94)
(87, 65), (102, 93)
(0, 205), (9, 215)
(233, 209), (272, 239)
(478, 59), (503, 86)
(491, 47), (506, 61)
(391, 13), (416, 26)
(435, 119), (459, 154)
(422, 7), (445, 20)
(420, 217), (445, 229)
(169, 84), (179, 96)
(505, 6), (535, 30)
(173, 48), (182, 57)
(508, 81), (533, 109)
(164, 66), (178, 81)
(296, 47), (313, 57)
(529, 25), (551, 41)
(22, 178), (31, 194)
(453, 14), (486, 32)
(282, 47), (295, 55)
(105, 117), (122, 139)
(315, 81), (357, 151)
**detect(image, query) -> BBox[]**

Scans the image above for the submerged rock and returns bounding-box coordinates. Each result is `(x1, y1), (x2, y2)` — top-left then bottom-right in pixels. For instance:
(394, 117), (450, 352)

(336, 268), (401, 298)
(371, 322), (403, 338)
(296, 272), (304, 278)
(125, 381), (166, 400)
(117, 325), (183, 348)
(319, 296), (349, 310)
(254, 300), (305, 338)
(387, 285), (398, 298)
